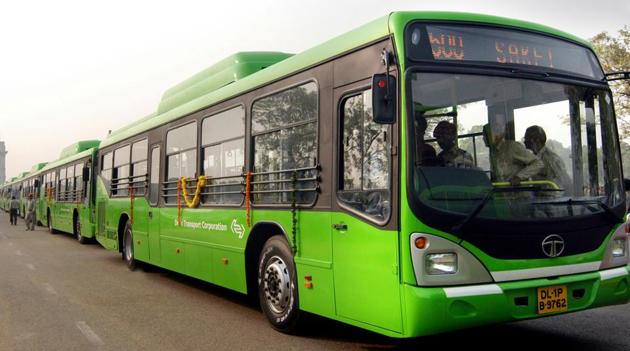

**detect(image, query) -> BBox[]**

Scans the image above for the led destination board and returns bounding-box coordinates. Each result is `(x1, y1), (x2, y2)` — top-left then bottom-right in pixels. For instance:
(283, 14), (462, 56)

(407, 24), (603, 79)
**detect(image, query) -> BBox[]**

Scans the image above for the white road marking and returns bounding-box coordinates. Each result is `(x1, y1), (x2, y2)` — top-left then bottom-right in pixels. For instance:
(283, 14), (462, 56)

(26, 263), (36, 271)
(76, 321), (104, 346)
(42, 283), (57, 295)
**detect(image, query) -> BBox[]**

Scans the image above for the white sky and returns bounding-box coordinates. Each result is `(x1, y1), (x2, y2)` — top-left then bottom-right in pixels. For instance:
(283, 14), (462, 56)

(0, 0), (628, 179)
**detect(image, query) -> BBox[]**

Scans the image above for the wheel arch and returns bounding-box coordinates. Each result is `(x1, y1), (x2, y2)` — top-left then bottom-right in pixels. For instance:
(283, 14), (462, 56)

(244, 221), (290, 298)
(117, 212), (130, 253)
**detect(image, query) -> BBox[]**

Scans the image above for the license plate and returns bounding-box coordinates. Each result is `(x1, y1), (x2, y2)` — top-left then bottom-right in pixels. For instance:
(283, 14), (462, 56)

(537, 285), (568, 314)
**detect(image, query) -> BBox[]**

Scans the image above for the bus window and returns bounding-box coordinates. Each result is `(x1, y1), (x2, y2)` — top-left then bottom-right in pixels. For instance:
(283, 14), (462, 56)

(113, 145), (131, 196)
(251, 82), (318, 205)
(67, 165), (75, 201)
(149, 146), (160, 205)
(338, 90), (391, 221)
(101, 152), (113, 193)
(131, 139), (148, 196)
(165, 122), (197, 203)
(201, 106), (245, 205)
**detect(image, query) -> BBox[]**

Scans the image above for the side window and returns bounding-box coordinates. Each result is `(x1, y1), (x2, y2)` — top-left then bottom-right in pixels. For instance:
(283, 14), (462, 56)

(202, 106), (245, 205)
(165, 122), (197, 203)
(131, 139), (148, 196)
(59, 168), (66, 201)
(101, 152), (113, 193)
(338, 90), (391, 221)
(150, 146), (160, 205)
(113, 145), (130, 196)
(74, 163), (83, 200)
(67, 166), (75, 201)
(251, 82), (318, 204)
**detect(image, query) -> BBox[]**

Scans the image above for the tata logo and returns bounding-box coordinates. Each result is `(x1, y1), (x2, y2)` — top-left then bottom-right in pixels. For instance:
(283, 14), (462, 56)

(542, 235), (565, 258)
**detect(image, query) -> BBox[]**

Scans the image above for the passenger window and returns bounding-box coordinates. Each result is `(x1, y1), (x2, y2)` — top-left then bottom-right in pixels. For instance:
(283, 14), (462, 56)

(131, 139), (148, 196)
(338, 90), (391, 221)
(101, 152), (113, 193)
(113, 145), (131, 196)
(165, 122), (197, 203)
(251, 82), (319, 205)
(150, 146), (160, 205)
(201, 106), (245, 205)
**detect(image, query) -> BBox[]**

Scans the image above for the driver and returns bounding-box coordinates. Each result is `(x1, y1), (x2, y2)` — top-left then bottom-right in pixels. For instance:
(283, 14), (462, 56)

(483, 120), (544, 185)
(524, 125), (572, 191)
(433, 121), (473, 168)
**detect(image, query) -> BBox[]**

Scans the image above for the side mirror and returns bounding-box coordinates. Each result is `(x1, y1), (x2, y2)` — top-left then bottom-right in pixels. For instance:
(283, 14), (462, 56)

(372, 74), (396, 124)
(82, 167), (90, 182)
(624, 178), (630, 191)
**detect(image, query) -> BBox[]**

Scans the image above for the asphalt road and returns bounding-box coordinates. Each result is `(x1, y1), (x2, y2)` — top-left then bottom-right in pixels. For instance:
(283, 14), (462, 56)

(0, 213), (629, 351)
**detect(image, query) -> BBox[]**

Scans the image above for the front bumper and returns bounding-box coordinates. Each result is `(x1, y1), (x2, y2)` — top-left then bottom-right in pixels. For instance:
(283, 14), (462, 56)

(401, 266), (630, 337)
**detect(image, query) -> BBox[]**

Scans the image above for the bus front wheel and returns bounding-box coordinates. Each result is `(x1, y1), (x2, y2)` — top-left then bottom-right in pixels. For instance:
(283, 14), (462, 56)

(257, 236), (302, 333)
(122, 220), (137, 271)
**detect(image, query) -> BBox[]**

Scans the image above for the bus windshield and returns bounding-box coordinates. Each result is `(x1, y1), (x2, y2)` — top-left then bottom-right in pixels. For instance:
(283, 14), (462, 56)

(409, 72), (624, 222)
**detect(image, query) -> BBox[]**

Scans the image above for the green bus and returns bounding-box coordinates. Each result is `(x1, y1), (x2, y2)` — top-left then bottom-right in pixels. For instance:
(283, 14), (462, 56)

(38, 140), (100, 243)
(1, 172), (31, 215)
(15, 11), (630, 337)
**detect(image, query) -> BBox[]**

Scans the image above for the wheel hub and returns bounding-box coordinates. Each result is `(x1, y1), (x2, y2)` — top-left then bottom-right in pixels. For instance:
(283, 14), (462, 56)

(263, 256), (290, 314)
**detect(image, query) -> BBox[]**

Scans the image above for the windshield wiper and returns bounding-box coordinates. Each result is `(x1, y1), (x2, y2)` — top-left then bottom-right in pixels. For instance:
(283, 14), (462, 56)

(532, 198), (624, 224)
(452, 186), (560, 235)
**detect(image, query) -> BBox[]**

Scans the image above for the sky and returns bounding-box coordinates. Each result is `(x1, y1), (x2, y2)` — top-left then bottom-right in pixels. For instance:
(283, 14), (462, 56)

(0, 0), (628, 179)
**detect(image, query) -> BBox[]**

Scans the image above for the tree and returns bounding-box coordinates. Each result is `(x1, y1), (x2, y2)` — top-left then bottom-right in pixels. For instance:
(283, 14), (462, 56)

(591, 28), (630, 138)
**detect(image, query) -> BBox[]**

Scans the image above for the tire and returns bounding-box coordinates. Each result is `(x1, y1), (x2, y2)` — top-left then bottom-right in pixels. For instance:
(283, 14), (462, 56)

(258, 236), (302, 333)
(75, 215), (88, 245)
(122, 220), (137, 271)
(48, 212), (58, 234)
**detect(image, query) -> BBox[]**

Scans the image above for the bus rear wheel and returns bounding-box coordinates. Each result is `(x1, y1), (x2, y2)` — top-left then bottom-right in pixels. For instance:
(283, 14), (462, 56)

(257, 236), (302, 333)
(122, 220), (137, 271)
(75, 215), (88, 245)
(48, 212), (58, 234)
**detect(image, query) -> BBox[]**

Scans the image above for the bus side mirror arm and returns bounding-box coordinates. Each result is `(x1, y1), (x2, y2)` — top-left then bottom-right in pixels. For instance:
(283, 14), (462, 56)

(605, 71), (630, 82)
(372, 49), (397, 125)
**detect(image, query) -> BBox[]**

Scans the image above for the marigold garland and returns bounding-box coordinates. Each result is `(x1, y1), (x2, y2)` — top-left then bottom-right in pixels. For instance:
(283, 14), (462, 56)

(180, 176), (206, 209)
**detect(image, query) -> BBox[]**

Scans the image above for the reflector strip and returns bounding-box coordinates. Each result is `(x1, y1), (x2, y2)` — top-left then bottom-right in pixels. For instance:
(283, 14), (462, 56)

(491, 262), (601, 282)
(599, 267), (628, 281)
(444, 284), (502, 298)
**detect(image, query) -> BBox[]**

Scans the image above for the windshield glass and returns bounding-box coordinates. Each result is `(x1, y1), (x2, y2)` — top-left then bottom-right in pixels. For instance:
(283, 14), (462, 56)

(409, 72), (624, 221)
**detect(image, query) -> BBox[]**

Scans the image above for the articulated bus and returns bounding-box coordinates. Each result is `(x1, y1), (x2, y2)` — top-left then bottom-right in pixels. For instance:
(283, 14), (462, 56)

(6, 11), (630, 338)
(37, 140), (100, 243)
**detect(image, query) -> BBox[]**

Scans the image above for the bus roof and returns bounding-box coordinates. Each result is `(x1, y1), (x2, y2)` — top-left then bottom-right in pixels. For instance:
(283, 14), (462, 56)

(59, 140), (101, 159)
(40, 147), (98, 174)
(30, 162), (48, 173)
(99, 11), (592, 149)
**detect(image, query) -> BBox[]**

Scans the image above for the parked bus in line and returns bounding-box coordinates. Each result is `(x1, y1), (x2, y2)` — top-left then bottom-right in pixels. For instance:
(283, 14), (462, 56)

(37, 140), (100, 243)
(7, 11), (630, 338)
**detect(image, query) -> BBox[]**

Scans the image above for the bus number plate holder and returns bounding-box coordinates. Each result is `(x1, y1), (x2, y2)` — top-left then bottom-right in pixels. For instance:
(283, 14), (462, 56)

(537, 285), (568, 314)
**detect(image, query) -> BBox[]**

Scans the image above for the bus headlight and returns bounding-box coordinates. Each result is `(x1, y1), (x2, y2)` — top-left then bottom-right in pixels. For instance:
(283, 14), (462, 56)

(612, 239), (626, 257)
(425, 253), (458, 275)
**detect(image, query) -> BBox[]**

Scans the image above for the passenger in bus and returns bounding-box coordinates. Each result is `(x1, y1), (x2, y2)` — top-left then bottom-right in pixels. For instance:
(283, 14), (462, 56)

(524, 125), (572, 191)
(414, 113), (439, 166)
(433, 121), (473, 168)
(483, 122), (544, 185)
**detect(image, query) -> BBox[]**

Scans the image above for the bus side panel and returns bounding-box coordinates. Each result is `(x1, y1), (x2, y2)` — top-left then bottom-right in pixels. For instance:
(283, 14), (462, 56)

(95, 177), (117, 251)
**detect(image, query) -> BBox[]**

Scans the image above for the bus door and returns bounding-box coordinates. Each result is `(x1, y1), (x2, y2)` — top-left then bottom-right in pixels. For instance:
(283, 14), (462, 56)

(331, 64), (402, 332)
(146, 144), (162, 264)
